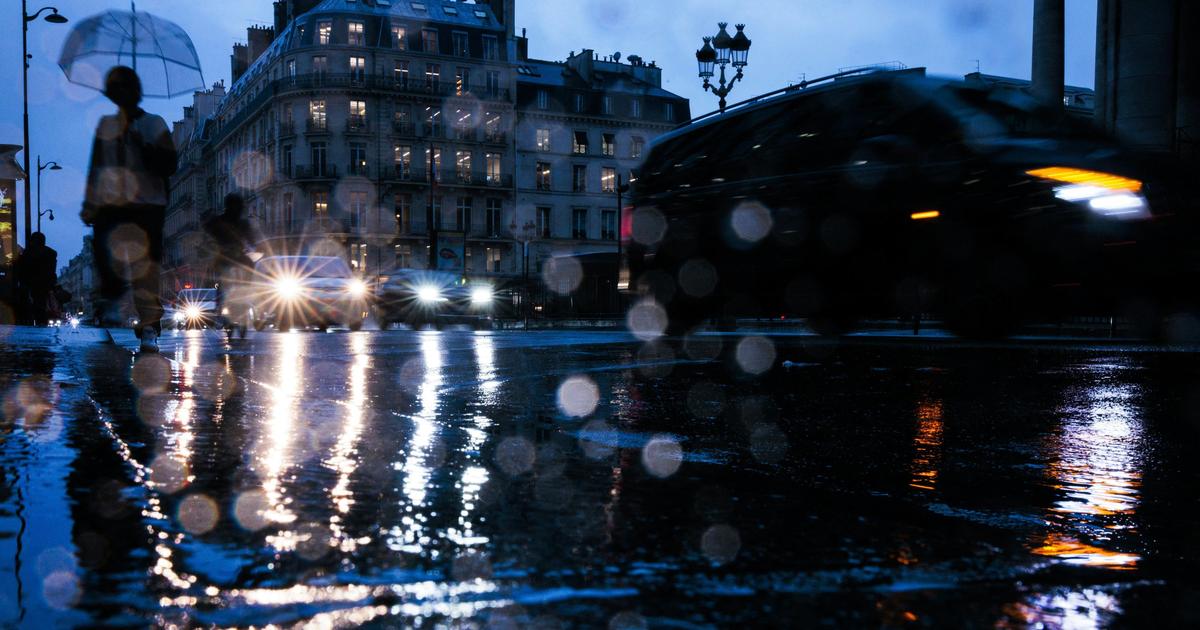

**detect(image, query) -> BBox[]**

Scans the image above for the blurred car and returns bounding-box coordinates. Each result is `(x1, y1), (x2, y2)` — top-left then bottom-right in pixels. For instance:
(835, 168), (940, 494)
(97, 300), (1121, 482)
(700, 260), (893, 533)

(375, 269), (498, 330)
(167, 288), (219, 329)
(250, 255), (370, 331)
(625, 70), (1197, 338)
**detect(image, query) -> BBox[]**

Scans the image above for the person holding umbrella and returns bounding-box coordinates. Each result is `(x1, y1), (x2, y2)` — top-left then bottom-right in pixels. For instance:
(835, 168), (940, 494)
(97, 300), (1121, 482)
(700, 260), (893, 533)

(81, 66), (176, 352)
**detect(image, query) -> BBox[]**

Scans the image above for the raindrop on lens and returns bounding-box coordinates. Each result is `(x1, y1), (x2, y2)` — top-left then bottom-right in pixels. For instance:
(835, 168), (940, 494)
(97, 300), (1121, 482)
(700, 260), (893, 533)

(730, 202), (773, 244)
(609, 611), (648, 630)
(636, 342), (675, 378)
(642, 435), (683, 478)
(678, 259), (718, 298)
(630, 208), (667, 246)
(542, 256), (584, 296)
(495, 436), (536, 477)
(700, 524), (742, 565)
(177, 494), (219, 535)
(735, 336), (777, 375)
(233, 489), (271, 531)
(148, 455), (189, 494)
(556, 376), (600, 418)
(626, 300), (667, 340)
(131, 354), (171, 394)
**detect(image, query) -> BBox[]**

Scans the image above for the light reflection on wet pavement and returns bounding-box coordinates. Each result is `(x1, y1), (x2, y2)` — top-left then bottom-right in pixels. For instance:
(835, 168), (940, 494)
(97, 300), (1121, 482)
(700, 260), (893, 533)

(2, 327), (1200, 627)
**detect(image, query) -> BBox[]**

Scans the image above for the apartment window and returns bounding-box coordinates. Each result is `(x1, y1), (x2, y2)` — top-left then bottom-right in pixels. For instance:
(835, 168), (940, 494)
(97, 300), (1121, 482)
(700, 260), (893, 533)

(535, 162), (551, 191)
(485, 152), (501, 185)
(486, 199), (502, 236)
(350, 142), (367, 175)
(311, 141), (327, 175)
(455, 150), (472, 182)
(536, 128), (551, 152)
(283, 192), (294, 227)
(394, 60), (410, 87)
(573, 131), (589, 155)
(572, 165), (587, 192)
(425, 63), (441, 90)
(602, 95), (613, 115)
(421, 28), (439, 53)
(536, 206), (551, 238)
(313, 190), (329, 216)
(282, 145), (293, 178)
(392, 23), (407, 49)
(572, 208), (588, 239)
(426, 146), (442, 182)
(602, 210), (617, 240)
(393, 105), (411, 133)
(395, 243), (413, 267)
(425, 105), (442, 135)
(452, 31), (469, 57)
(317, 20), (331, 45)
(348, 21), (364, 46)
(631, 99), (642, 118)
(395, 194), (412, 233)
(312, 55), (328, 80)
(431, 197), (442, 229)
(664, 102), (675, 121)
(350, 191), (368, 228)
(631, 136), (645, 159)
(486, 247), (501, 273)
(349, 56), (366, 82)
(350, 243), (368, 270)
(349, 100), (367, 129)
(601, 166), (617, 193)
(484, 112), (501, 141)
(394, 144), (411, 178)
(573, 93), (585, 113)
(537, 89), (548, 110)
(482, 35), (499, 60)
(287, 59), (297, 84)
(456, 197), (472, 232)
(455, 67), (470, 95)
(485, 71), (501, 97)
(602, 133), (615, 157)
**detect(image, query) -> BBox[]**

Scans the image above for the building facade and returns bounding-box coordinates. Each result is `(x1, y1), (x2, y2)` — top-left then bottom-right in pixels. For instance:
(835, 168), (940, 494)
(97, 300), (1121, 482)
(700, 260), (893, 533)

(57, 235), (94, 317)
(163, 0), (690, 308)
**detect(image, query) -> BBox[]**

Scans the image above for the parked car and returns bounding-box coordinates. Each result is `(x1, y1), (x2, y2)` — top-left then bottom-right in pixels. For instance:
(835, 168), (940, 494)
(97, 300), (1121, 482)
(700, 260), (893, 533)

(375, 269), (499, 330)
(249, 255), (370, 331)
(168, 288), (219, 329)
(624, 70), (1197, 338)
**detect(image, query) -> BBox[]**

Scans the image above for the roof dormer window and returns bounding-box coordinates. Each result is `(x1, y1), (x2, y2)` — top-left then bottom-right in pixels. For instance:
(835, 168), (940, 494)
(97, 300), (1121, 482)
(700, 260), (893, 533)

(443, 5), (458, 15)
(412, 2), (426, 12)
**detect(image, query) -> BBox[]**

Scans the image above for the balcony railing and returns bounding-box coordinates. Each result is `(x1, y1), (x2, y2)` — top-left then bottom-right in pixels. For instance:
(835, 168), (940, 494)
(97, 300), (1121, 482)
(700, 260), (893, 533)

(293, 164), (338, 180)
(423, 123), (444, 137)
(306, 118), (329, 133)
(346, 117), (369, 133)
(484, 132), (508, 145)
(347, 163), (371, 177)
(279, 121), (296, 137)
(392, 121), (415, 136)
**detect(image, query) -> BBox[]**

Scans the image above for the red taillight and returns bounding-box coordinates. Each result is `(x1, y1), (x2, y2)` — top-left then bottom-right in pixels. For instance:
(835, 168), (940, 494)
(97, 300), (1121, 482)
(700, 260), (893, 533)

(620, 206), (635, 242)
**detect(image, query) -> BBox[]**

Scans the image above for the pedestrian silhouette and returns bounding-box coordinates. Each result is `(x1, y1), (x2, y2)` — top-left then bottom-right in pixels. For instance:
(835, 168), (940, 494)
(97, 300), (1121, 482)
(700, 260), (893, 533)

(13, 231), (57, 326)
(82, 66), (177, 351)
(204, 192), (262, 330)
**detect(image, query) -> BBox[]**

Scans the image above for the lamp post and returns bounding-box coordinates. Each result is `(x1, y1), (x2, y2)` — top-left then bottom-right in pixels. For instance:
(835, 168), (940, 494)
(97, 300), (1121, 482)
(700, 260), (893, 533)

(21, 2), (68, 244)
(36, 156), (60, 233)
(509, 218), (535, 331)
(696, 22), (751, 112)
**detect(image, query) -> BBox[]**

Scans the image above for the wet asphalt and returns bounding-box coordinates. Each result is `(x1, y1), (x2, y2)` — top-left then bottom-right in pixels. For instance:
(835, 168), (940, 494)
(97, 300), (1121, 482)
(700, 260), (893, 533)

(2, 325), (1200, 628)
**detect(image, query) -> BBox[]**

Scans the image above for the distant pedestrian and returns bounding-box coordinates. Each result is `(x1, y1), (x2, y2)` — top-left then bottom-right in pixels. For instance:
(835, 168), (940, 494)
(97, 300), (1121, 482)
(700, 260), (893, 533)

(204, 192), (262, 325)
(81, 66), (177, 352)
(13, 232), (57, 326)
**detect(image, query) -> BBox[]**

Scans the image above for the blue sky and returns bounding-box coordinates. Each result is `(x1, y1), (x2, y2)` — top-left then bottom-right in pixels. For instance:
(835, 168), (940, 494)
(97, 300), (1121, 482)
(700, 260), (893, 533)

(0, 0), (1098, 266)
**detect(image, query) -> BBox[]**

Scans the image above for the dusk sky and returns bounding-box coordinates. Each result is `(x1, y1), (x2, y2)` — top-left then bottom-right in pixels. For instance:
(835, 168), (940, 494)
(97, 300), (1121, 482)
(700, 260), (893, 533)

(1, 0), (1098, 267)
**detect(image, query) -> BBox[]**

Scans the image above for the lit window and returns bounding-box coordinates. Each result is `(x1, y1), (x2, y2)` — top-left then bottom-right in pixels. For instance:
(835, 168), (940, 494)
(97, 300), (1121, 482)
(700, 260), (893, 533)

(602, 167), (616, 193)
(631, 136), (645, 159)
(313, 190), (329, 215)
(392, 24), (407, 49)
(573, 131), (588, 155)
(456, 150), (472, 182)
(602, 133), (614, 157)
(348, 21), (364, 46)
(536, 162), (551, 191)
(536, 128), (551, 151)
(317, 21), (331, 45)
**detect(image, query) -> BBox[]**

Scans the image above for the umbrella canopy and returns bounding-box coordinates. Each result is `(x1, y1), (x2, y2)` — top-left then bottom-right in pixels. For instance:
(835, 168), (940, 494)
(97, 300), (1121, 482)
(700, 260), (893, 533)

(57, 4), (205, 99)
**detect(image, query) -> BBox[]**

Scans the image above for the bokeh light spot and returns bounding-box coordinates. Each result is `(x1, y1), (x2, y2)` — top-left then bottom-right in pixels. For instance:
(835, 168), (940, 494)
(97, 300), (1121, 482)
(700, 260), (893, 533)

(642, 435), (684, 478)
(177, 494), (219, 535)
(557, 376), (600, 418)
(495, 436), (536, 477)
(627, 300), (668, 341)
(701, 524), (742, 565)
(735, 336), (777, 375)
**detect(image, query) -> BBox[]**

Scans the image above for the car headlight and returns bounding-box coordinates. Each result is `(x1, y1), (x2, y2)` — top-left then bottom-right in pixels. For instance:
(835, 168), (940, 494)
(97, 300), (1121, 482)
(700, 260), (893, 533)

(348, 279), (368, 298)
(172, 311), (186, 323)
(470, 285), (494, 305)
(416, 284), (443, 303)
(1027, 167), (1150, 219)
(275, 276), (303, 299)
(185, 305), (202, 319)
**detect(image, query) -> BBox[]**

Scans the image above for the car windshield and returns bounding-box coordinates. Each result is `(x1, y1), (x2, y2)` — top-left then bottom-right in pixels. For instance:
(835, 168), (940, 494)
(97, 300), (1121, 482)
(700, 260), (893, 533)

(258, 257), (352, 279)
(178, 289), (216, 302)
(947, 86), (1103, 140)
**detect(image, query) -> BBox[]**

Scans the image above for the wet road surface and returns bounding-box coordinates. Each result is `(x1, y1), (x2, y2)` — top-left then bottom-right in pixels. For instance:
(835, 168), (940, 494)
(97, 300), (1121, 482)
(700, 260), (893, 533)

(2, 326), (1200, 627)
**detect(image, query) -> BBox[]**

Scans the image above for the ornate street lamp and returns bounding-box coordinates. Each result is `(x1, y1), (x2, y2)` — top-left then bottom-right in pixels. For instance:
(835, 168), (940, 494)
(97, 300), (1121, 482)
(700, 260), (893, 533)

(21, 2), (68, 243)
(510, 219), (536, 330)
(696, 22), (751, 112)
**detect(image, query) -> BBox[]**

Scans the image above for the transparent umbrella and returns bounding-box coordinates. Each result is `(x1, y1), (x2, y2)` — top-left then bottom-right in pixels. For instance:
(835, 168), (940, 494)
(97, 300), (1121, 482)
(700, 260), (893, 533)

(57, 1), (204, 99)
